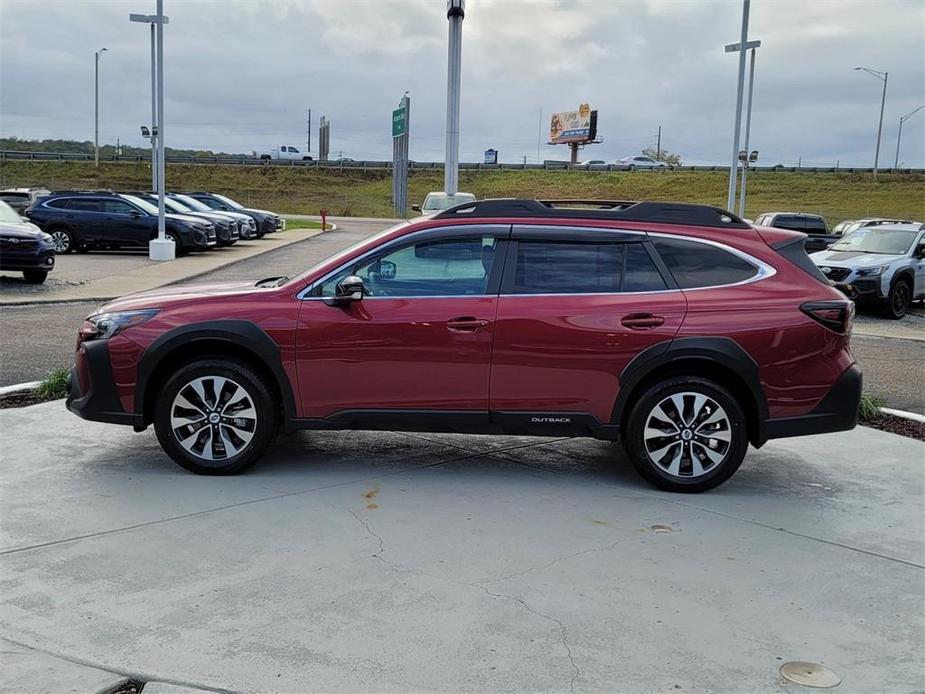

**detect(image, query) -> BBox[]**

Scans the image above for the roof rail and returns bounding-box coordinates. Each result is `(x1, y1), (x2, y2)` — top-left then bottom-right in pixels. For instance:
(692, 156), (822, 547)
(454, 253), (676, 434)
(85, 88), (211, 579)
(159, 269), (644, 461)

(50, 189), (118, 196)
(432, 198), (750, 228)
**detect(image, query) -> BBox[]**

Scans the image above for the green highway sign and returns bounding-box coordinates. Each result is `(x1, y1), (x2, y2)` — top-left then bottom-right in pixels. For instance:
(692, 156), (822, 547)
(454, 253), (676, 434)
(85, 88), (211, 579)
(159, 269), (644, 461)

(392, 107), (407, 138)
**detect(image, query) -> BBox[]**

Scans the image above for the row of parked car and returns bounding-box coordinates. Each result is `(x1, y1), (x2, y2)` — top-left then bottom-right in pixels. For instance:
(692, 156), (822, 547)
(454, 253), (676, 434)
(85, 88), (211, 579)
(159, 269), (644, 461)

(0, 189), (285, 284)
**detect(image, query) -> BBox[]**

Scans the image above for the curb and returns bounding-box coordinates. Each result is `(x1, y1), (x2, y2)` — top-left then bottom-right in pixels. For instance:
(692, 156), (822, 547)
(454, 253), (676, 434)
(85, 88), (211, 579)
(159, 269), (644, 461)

(880, 407), (925, 424)
(0, 381), (42, 396)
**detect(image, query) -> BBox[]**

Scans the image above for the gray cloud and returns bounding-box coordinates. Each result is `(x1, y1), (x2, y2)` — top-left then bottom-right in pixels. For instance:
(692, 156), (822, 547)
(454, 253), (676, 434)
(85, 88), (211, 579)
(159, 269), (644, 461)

(1, 0), (923, 166)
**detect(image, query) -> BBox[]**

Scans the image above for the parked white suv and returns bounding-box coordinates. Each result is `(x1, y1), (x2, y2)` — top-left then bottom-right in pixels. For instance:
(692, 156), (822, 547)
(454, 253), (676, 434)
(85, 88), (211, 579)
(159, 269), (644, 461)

(412, 191), (476, 215)
(810, 223), (925, 318)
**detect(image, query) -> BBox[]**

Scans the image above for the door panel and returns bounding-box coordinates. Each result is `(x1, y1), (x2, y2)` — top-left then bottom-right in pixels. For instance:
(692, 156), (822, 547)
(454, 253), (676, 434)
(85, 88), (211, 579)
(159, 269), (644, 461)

(296, 297), (496, 418)
(489, 293), (686, 423)
(102, 200), (150, 246)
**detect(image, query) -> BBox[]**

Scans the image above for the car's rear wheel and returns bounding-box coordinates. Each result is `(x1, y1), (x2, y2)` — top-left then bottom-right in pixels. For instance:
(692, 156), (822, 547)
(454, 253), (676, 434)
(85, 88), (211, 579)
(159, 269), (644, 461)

(48, 228), (74, 253)
(623, 377), (748, 493)
(22, 269), (48, 284)
(154, 359), (278, 475)
(883, 279), (911, 319)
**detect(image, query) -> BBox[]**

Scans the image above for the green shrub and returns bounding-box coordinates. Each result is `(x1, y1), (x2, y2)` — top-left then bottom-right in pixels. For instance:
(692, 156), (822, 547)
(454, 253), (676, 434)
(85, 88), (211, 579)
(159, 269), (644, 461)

(36, 367), (69, 400)
(858, 393), (887, 422)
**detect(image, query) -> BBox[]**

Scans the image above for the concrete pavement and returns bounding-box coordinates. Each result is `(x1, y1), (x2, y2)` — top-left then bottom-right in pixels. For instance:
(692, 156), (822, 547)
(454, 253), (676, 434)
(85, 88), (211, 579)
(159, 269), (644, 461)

(0, 229), (323, 306)
(1, 400), (922, 693)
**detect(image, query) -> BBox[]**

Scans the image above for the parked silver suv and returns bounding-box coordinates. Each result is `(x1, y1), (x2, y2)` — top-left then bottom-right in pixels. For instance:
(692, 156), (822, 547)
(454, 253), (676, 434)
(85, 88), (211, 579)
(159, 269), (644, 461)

(810, 223), (925, 318)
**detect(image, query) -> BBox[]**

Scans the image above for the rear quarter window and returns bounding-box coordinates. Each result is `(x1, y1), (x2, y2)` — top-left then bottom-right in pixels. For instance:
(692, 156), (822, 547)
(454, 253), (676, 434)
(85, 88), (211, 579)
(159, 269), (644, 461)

(651, 237), (759, 289)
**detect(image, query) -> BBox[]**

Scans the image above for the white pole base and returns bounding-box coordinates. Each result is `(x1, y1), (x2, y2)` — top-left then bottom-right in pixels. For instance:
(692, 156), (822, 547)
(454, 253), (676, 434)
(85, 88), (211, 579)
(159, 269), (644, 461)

(149, 237), (176, 261)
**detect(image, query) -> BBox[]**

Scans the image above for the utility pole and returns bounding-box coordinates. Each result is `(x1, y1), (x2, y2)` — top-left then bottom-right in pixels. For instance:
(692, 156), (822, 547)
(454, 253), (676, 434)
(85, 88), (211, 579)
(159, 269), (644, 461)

(94, 47), (108, 167)
(536, 107), (542, 164)
(656, 125), (661, 159)
(725, 0), (750, 211)
(444, 0), (465, 195)
(148, 0), (173, 261)
(307, 108), (312, 155)
(739, 45), (758, 217)
(853, 67), (888, 178)
(895, 106), (925, 169)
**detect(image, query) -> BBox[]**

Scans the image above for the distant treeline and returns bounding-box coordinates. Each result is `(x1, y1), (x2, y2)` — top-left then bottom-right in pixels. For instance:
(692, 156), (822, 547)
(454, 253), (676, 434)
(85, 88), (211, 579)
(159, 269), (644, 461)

(0, 137), (248, 159)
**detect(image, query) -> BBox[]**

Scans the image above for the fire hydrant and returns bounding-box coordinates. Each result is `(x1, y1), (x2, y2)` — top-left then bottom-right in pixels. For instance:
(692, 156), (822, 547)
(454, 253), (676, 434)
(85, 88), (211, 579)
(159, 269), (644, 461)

(320, 208), (328, 231)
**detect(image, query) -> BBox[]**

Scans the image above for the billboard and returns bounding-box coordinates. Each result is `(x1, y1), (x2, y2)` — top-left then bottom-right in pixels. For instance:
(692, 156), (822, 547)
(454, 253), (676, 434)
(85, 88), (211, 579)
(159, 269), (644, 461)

(484, 148), (498, 164)
(549, 104), (597, 144)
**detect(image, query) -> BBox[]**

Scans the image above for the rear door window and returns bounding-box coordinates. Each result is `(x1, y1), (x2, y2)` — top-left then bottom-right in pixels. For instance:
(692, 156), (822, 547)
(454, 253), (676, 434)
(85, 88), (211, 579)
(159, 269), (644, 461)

(651, 237), (759, 289)
(66, 198), (102, 212)
(511, 241), (623, 294)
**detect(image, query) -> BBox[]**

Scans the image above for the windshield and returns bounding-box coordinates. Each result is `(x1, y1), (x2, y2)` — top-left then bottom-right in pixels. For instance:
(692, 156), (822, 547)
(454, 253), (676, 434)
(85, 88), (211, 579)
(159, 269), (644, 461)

(830, 227), (919, 255)
(173, 194), (211, 212)
(213, 193), (244, 209)
(0, 199), (23, 223)
(119, 194), (160, 214)
(422, 193), (476, 211)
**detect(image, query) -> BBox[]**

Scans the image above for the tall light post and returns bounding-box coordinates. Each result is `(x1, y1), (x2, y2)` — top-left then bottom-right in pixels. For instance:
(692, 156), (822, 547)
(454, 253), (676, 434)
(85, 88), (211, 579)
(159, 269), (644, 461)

(146, 0), (173, 261)
(130, 12), (169, 190)
(94, 48), (108, 167)
(444, 0), (465, 196)
(726, 39), (761, 217)
(895, 105), (924, 169)
(853, 66), (888, 178)
(725, 0), (750, 211)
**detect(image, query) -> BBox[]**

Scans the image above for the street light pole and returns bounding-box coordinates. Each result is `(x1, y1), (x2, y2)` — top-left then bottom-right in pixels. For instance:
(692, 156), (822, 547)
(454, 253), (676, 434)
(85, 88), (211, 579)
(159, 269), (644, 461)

(444, 0), (465, 196)
(94, 48), (107, 167)
(894, 106), (924, 169)
(853, 67), (888, 178)
(131, 13), (169, 190)
(725, 38), (761, 217)
(726, 0), (750, 211)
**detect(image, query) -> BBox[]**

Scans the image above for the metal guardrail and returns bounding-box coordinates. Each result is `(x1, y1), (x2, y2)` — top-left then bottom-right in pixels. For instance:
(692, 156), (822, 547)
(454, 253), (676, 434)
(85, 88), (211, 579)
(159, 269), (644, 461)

(1, 150), (922, 174)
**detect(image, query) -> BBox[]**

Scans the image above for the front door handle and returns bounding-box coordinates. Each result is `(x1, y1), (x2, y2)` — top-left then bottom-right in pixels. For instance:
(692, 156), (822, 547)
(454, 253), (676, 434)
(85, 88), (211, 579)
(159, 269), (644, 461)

(446, 316), (489, 332)
(621, 313), (665, 330)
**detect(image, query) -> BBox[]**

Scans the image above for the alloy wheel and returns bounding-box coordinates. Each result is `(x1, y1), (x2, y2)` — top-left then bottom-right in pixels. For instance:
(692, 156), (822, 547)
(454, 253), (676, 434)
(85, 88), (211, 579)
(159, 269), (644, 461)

(892, 283), (910, 316)
(643, 392), (731, 478)
(50, 230), (71, 252)
(170, 376), (257, 461)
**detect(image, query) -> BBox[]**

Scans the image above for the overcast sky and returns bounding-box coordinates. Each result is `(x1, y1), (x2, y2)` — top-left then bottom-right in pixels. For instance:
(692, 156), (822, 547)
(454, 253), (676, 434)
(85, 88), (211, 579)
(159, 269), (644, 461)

(1, 0), (923, 166)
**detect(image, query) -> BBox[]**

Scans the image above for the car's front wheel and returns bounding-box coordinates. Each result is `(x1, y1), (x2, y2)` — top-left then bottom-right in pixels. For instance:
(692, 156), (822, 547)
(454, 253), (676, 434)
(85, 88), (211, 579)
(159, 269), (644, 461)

(883, 278), (911, 319)
(22, 269), (48, 284)
(154, 359), (278, 475)
(623, 377), (748, 493)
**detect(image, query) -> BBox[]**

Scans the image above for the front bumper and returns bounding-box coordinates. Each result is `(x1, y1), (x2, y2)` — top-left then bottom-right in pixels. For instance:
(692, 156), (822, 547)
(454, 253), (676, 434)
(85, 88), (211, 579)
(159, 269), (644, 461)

(66, 339), (140, 427)
(0, 249), (55, 272)
(834, 279), (883, 302)
(761, 363), (862, 443)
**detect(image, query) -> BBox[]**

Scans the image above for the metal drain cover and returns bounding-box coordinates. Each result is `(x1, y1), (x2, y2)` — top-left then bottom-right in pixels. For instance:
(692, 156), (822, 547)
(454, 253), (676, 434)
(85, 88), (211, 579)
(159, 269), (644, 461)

(779, 662), (841, 688)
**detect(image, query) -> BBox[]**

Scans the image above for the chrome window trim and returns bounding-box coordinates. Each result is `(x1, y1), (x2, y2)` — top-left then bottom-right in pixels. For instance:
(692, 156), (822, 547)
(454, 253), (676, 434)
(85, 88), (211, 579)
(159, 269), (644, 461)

(296, 224), (511, 300)
(297, 225), (775, 301)
(646, 231), (776, 290)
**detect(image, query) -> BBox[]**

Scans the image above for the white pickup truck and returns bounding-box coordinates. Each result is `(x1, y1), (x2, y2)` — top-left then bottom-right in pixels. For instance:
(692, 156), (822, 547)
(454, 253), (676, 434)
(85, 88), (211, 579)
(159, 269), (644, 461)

(253, 145), (313, 162)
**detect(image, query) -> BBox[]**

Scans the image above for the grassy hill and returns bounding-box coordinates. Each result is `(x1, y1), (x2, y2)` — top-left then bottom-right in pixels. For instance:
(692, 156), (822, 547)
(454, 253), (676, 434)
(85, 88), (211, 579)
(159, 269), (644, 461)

(2, 160), (922, 223)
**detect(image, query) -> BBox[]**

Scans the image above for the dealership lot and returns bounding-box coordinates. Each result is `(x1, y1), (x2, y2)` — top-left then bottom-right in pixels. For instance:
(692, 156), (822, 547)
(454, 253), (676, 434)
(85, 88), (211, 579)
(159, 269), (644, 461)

(1, 400), (922, 693)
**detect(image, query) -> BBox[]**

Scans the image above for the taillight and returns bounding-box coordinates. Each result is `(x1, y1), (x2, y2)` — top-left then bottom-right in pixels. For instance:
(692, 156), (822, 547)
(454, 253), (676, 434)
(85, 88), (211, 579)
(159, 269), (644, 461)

(801, 300), (854, 334)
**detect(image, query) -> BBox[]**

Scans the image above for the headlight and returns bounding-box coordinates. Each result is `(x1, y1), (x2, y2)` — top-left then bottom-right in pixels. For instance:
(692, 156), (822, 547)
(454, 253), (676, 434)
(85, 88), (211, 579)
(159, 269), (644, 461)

(40, 232), (53, 243)
(856, 266), (887, 277)
(80, 309), (159, 342)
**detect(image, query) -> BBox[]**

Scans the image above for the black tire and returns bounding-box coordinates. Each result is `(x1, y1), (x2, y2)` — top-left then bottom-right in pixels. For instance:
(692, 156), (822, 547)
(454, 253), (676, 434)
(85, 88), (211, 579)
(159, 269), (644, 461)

(153, 358), (278, 475)
(166, 231), (188, 256)
(48, 227), (74, 253)
(22, 269), (48, 284)
(628, 164), (636, 171)
(882, 279), (911, 319)
(623, 376), (748, 493)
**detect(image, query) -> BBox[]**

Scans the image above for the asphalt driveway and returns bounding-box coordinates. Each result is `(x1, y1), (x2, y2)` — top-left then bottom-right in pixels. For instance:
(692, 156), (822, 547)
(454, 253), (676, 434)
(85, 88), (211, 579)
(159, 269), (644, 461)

(1, 401), (922, 693)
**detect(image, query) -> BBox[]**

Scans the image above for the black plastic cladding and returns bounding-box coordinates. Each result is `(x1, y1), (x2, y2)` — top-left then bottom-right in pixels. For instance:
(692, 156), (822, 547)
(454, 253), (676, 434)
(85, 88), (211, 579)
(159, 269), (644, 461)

(433, 199), (750, 229)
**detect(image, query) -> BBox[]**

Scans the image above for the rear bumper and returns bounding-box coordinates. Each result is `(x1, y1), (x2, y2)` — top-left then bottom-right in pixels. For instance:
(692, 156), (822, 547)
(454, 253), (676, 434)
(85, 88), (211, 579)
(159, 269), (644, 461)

(761, 363), (861, 442)
(66, 340), (140, 428)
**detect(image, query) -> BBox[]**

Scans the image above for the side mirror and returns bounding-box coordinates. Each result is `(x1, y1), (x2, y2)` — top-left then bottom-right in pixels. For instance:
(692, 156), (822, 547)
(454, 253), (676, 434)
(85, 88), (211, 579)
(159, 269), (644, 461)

(325, 275), (365, 305)
(130, 210), (142, 218)
(411, 204), (421, 212)
(915, 242), (925, 259)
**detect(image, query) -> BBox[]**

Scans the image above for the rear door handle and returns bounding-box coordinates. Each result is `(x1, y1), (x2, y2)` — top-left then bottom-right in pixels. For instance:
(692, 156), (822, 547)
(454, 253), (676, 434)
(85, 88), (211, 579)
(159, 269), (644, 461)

(621, 313), (665, 330)
(446, 316), (489, 332)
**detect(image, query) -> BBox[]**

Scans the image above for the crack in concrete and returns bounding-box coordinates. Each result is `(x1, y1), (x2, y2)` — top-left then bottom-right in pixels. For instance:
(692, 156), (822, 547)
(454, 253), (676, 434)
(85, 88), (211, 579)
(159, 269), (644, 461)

(476, 584), (581, 693)
(478, 536), (630, 587)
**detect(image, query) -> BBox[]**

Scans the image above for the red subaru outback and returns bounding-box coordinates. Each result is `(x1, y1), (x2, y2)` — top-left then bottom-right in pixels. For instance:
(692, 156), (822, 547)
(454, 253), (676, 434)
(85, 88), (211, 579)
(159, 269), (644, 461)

(66, 199), (860, 492)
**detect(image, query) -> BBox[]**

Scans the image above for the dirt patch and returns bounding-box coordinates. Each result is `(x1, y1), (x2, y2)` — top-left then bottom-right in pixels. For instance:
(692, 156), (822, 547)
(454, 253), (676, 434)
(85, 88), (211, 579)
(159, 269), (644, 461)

(862, 414), (925, 442)
(0, 391), (59, 409)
